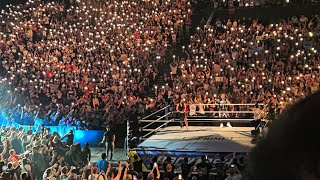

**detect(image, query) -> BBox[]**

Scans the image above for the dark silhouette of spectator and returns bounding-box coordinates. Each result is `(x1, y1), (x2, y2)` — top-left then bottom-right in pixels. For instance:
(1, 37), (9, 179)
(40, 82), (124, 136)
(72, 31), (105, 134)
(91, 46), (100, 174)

(81, 143), (91, 162)
(243, 91), (320, 180)
(61, 130), (74, 146)
(163, 156), (175, 179)
(133, 154), (143, 174)
(196, 155), (212, 180)
(181, 157), (196, 180)
(215, 155), (228, 180)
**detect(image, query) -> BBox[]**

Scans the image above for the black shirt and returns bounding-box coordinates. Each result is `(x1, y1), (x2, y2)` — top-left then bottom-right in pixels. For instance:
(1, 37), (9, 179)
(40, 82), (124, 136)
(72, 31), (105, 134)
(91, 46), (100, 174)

(65, 133), (74, 145)
(197, 161), (212, 180)
(65, 150), (76, 166)
(215, 162), (228, 180)
(133, 159), (143, 173)
(103, 130), (114, 143)
(82, 147), (91, 161)
(181, 161), (195, 179)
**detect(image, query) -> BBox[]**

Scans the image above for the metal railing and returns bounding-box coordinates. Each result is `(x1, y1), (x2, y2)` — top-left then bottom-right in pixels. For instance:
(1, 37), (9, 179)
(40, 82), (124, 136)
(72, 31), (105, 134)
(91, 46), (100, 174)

(142, 112), (172, 129)
(142, 118), (174, 138)
(184, 103), (266, 113)
(142, 105), (170, 120)
(188, 103), (265, 106)
(138, 103), (267, 140)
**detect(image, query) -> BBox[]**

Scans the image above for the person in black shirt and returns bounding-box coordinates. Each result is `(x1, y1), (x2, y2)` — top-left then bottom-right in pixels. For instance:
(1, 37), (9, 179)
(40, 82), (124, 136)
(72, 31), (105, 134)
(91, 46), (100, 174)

(30, 146), (46, 180)
(65, 145), (82, 167)
(196, 156), (212, 180)
(181, 157), (196, 180)
(81, 143), (91, 162)
(49, 150), (58, 167)
(100, 126), (115, 160)
(163, 156), (175, 179)
(133, 154), (143, 173)
(5, 162), (18, 180)
(62, 130), (74, 146)
(216, 155), (228, 180)
(242, 91), (320, 180)
(53, 138), (68, 156)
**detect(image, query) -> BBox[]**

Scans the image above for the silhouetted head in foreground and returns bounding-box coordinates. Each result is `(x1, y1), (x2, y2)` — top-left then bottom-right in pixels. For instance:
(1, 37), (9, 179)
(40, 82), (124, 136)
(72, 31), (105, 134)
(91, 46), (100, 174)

(243, 91), (320, 180)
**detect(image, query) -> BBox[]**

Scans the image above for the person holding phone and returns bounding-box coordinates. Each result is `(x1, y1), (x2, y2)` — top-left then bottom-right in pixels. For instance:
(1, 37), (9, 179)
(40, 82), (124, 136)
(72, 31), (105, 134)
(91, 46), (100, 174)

(147, 162), (160, 180)
(107, 161), (128, 180)
(88, 167), (99, 180)
(132, 175), (137, 180)
(163, 157), (175, 179)
(225, 164), (241, 180)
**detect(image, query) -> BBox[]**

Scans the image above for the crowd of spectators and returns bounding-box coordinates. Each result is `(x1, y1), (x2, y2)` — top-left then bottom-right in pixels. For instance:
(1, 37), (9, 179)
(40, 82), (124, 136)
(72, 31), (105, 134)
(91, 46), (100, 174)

(206, 0), (320, 9)
(0, 0), (193, 128)
(0, 0), (319, 129)
(0, 125), (138, 180)
(160, 15), (320, 120)
(0, 124), (243, 180)
(0, 0), (320, 179)
(126, 152), (245, 180)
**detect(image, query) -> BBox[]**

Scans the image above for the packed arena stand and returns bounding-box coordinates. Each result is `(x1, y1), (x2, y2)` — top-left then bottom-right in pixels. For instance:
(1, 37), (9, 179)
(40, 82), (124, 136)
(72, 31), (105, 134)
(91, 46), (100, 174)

(0, 0), (192, 128)
(197, 0), (320, 9)
(158, 15), (320, 124)
(0, 0), (320, 179)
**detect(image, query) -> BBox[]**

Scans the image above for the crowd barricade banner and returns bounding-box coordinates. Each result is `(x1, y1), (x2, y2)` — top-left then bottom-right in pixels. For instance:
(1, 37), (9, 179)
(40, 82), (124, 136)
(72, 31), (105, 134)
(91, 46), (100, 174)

(19, 125), (104, 146)
(73, 129), (105, 147)
(19, 125), (76, 136)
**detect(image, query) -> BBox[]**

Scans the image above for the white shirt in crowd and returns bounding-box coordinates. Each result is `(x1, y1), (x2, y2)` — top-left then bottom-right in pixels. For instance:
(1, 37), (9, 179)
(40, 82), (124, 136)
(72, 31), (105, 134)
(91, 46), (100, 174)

(189, 104), (196, 116)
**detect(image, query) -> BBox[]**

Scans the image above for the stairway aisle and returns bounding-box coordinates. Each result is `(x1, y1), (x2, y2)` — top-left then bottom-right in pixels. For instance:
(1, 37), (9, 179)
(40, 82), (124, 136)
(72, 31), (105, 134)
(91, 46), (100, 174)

(150, 5), (213, 88)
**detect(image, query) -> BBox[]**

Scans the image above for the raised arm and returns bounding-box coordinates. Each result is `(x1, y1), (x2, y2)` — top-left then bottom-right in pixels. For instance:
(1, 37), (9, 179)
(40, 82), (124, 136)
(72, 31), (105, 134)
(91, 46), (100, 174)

(106, 163), (111, 175)
(66, 109), (74, 119)
(0, 142), (7, 161)
(46, 110), (52, 116)
(88, 148), (91, 161)
(53, 110), (60, 121)
(148, 162), (160, 179)
(113, 161), (123, 180)
(155, 163), (160, 179)
(123, 162), (129, 180)
(20, 107), (24, 120)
